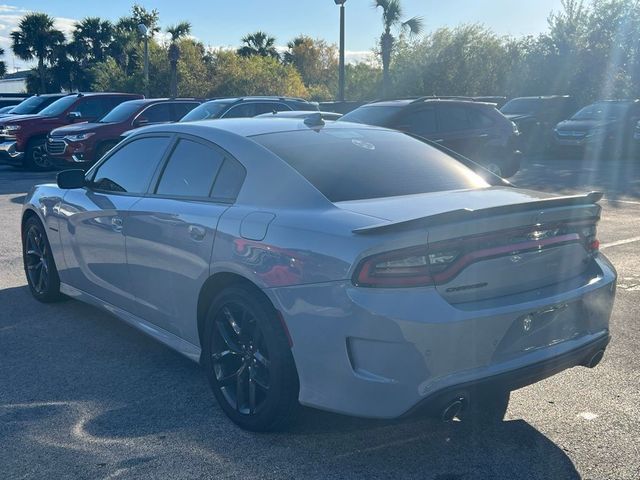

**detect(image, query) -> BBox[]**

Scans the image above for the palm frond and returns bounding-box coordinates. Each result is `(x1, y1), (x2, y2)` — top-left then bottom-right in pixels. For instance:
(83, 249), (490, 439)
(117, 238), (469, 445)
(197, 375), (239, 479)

(402, 16), (424, 36)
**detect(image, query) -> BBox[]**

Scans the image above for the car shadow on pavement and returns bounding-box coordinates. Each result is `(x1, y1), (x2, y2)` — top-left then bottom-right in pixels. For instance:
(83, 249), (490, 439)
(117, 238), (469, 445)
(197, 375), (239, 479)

(0, 285), (580, 480)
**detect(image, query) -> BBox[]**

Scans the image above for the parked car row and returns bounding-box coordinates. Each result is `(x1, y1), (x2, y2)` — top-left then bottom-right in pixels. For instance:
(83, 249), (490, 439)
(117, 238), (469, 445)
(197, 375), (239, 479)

(2, 90), (637, 176)
(0, 93), (322, 171)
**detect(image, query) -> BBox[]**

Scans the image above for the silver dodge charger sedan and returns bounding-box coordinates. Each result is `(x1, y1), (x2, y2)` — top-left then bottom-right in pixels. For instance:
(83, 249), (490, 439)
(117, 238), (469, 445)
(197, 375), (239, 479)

(22, 117), (616, 431)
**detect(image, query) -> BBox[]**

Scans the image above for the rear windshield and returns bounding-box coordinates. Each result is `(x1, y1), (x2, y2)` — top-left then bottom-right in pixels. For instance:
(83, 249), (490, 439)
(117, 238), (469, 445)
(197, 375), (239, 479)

(251, 127), (488, 202)
(339, 105), (403, 126)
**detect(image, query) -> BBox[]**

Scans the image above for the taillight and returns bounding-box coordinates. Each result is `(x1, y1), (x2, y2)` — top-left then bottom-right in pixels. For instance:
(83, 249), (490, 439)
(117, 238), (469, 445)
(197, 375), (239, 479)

(353, 219), (600, 288)
(353, 246), (459, 288)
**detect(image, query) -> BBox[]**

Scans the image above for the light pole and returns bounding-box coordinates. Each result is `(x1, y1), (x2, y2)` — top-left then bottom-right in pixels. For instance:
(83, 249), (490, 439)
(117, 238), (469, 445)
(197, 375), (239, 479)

(334, 0), (347, 102)
(138, 23), (149, 97)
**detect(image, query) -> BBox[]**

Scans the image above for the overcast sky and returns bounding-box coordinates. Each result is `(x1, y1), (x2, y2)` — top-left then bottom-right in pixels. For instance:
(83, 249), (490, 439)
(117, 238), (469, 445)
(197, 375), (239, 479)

(2, 0), (564, 72)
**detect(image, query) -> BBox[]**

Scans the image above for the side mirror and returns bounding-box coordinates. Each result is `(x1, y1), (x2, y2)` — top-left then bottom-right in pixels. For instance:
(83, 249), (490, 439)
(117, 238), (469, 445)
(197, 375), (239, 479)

(57, 169), (86, 189)
(67, 111), (82, 122)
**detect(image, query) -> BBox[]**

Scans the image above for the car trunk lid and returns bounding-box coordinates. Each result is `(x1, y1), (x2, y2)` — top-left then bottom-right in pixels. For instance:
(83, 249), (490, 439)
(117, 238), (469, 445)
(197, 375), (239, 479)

(339, 187), (601, 303)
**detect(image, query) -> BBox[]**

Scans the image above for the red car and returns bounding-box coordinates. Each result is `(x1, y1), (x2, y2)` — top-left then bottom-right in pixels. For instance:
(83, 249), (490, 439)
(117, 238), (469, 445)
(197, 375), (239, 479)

(0, 92), (142, 170)
(47, 98), (201, 168)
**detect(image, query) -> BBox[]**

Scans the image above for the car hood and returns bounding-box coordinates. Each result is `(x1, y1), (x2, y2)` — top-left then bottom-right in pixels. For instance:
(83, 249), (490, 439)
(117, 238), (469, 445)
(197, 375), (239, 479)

(555, 118), (618, 132)
(335, 186), (559, 222)
(0, 114), (45, 125)
(50, 122), (103, 136)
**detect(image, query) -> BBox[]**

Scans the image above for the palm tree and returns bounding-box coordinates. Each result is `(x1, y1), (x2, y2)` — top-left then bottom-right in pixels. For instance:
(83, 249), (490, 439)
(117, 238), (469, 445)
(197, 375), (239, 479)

(166, 21), (191, 97)
(11, 13), (64, 93)
(0, 48), (6, 78)
(70, 17), (114, 63)
(237, 31), (279, 59)
(373, 0), (423, 98)
(11, 13), (65, 93)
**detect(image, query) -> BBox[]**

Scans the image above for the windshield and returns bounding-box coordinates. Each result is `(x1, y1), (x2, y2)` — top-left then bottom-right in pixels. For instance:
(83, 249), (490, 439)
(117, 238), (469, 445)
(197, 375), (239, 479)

(571, 102), (631, 120)
(38, 95), (78, 117)
(339, 105), (403, 126)
(500, 98), (542, 115)
(180, 101), (230, 122)
(99, 101), (143, 123)
(252, 127), (487, 202)
(11, 96), (52, 115)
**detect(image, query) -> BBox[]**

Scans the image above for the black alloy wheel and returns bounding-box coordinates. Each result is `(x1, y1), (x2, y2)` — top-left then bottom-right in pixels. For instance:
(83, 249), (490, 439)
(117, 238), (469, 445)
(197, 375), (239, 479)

(22, 216), (62, 302)
(203, 286), (299, 431)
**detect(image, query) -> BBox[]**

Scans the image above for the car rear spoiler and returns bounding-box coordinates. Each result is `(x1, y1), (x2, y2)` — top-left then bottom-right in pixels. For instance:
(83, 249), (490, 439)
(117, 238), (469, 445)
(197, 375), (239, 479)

(352, 191), (603, 235)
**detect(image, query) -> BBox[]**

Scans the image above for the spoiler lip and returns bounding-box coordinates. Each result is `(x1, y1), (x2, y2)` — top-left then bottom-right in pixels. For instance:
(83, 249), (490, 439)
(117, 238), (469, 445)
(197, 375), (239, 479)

(352, 191), (604, 235)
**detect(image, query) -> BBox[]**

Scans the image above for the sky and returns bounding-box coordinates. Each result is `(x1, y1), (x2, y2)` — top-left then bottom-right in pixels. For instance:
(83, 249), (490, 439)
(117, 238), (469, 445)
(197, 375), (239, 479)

(2, 0), (564, 71)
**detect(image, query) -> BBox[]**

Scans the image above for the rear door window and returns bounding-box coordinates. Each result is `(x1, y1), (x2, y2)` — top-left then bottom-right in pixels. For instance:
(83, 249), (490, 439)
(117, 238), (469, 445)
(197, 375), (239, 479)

(467, 109), (495, 129)
(395, 107), (437, 136)
(155, 138), (224, 198)
(438, 105), (472, 132)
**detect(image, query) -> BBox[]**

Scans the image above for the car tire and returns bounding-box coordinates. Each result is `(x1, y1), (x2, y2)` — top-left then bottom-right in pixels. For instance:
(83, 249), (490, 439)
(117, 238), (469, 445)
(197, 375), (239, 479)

(202, 285), (299, 432)
(22, 215), (63, 303)
(23, 138), (52, 171)
(458, 389), (510, 425)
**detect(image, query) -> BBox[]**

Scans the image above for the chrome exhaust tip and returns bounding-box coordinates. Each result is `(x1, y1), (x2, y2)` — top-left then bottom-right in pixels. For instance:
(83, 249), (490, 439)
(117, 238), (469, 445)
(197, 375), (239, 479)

(441, 398), (465, 422)
(585, 350), (605, 368)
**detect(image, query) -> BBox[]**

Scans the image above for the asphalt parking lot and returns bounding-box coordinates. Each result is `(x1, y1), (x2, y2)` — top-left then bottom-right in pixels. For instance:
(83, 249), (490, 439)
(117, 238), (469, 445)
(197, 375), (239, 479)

(1, 158), (639, 480)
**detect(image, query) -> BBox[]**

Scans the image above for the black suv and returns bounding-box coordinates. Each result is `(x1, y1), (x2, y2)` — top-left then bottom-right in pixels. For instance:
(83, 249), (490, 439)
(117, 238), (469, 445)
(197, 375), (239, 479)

(180, 96), (319, 122)
(340, 98), (521, 177)
(501, 96), (578, 153)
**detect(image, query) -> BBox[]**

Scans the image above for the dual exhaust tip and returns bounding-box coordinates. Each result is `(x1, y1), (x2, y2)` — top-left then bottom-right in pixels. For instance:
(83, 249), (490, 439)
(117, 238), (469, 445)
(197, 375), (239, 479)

(439, 349), (606, 422)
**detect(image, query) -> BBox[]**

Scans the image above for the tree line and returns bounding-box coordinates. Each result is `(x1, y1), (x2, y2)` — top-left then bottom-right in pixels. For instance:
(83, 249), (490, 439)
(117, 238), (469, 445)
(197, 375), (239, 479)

(3, 0), (640, 106)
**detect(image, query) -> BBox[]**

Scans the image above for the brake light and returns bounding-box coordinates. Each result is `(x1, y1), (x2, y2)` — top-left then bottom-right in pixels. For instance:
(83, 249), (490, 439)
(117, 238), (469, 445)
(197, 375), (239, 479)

(353, 246), (459, 288)
(353, 219), (599, 288)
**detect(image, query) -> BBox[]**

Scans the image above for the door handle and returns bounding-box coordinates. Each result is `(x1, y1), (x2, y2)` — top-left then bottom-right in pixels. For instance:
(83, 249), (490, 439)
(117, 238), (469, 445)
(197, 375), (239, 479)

(434, 138), (445, 143)
(111, 217), (123, 233)
(189, 225), (206, 241)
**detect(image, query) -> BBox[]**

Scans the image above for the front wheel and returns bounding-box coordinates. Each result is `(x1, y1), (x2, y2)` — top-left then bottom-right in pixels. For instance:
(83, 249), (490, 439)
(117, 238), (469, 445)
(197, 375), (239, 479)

(202, 286), (299, 431)
(22, 216), (63, 302)
(23, 138), (52, 171)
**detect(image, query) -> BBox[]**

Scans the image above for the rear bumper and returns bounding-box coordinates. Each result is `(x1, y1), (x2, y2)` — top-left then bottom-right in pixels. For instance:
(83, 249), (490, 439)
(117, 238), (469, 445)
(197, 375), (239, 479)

(0, 141), (24, 164)
(268, 255), (616, 419)
(404, 332), (610, 418)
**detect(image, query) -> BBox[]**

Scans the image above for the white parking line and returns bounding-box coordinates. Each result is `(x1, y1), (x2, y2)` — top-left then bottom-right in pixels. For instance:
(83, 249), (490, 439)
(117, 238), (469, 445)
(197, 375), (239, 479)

(600, 236), (640, 250)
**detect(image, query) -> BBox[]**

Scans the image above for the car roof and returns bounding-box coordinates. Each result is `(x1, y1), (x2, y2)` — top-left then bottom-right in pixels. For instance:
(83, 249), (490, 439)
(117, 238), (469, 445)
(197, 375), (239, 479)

(204, 96), (310, 104)
(362, 98), (495, 108)
(134, 117), (385, 139)
(121, 98), (201, 106)
(70, 92), (142, 97)
(507, 95), (571, 100)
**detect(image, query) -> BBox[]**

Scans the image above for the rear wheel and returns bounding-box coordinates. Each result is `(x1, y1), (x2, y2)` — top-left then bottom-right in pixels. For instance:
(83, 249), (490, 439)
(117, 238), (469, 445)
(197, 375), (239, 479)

(24, 138), (52, 171)
(22, 216), (62, 302)
(202, 286), (299, 431)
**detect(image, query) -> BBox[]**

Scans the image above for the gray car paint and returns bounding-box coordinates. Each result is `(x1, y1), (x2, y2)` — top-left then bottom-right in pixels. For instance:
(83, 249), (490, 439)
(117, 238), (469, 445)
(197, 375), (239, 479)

(22, 118), (616, 419)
